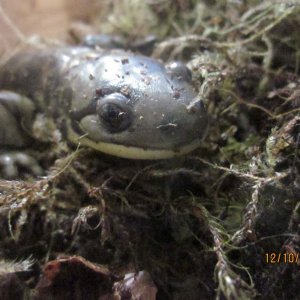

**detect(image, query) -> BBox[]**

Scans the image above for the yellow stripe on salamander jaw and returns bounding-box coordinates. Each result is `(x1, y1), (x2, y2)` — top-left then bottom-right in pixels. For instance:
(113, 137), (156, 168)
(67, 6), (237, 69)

(67, 124), (201, 160)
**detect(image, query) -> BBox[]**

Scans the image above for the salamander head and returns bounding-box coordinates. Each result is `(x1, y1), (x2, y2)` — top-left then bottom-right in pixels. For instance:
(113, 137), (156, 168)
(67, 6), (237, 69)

(67, 51), (208, 159)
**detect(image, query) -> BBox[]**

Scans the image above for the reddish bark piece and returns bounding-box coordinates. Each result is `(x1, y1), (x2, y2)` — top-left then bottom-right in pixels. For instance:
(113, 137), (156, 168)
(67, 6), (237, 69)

(35, 256), (112, 300)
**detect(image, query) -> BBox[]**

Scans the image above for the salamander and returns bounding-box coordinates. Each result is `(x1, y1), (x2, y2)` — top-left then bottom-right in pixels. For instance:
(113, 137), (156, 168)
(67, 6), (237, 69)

(0, 42), (207, 175)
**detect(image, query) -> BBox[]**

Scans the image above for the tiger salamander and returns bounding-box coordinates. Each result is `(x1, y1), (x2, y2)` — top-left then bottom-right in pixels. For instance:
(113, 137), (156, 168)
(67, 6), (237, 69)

(0, 43), (207, 172)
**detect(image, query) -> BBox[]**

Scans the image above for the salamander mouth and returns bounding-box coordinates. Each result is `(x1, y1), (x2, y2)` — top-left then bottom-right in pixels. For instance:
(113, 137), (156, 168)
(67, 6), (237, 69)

(68, 130), (201, 160)
(67, 123), (202, 159)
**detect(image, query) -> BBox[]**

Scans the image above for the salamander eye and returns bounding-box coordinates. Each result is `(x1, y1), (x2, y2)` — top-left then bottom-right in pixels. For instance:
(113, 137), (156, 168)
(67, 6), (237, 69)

(97, 93), (132, 132)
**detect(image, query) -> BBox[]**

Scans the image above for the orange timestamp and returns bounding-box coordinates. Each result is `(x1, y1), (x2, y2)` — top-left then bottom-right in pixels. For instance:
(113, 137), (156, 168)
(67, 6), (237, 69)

(265, 252), (299, 264)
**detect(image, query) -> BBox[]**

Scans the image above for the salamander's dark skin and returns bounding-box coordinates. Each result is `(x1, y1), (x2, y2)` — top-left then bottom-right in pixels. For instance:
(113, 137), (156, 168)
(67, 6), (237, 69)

(0, 43), (207, 175)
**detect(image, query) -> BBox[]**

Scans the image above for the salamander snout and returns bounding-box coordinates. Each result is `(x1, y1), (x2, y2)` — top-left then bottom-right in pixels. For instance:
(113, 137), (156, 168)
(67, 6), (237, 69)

(155, 95), (207, 148)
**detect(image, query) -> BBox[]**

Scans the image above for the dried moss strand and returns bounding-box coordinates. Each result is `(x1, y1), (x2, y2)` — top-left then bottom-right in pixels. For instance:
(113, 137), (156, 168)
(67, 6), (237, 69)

(215, 6), (294, 48)
(191, 204), (255, 299)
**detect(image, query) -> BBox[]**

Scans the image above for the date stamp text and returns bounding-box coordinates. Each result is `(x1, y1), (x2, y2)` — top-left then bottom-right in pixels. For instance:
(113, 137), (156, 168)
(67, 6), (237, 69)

(265, 252), (299, 264)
